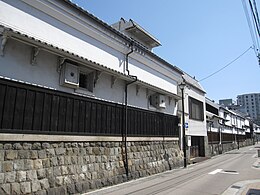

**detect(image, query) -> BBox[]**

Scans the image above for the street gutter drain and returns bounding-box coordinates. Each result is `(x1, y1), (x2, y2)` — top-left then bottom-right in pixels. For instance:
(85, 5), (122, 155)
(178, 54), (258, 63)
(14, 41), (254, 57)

(231, 185), (241, 189)
(223, 170), (238, 173)
(221, 170), (239, 175)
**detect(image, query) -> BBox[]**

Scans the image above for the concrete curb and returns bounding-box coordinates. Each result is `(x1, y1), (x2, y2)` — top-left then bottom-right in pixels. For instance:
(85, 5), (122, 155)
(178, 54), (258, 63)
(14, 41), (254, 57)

(252, 158), (260, 169)
(222, 155), (260, 195)
(222, 180), (260, 195)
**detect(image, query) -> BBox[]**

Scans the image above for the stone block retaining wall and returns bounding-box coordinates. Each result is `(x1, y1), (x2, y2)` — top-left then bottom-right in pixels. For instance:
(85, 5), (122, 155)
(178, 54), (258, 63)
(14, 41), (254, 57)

(209, 139), (254, 156)
(0, 140), (182, 194)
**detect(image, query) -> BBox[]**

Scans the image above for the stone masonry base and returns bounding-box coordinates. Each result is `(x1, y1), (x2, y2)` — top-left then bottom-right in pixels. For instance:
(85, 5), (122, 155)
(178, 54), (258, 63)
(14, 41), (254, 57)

(0, 140), (183, 195)
(208, 139), (254, 156)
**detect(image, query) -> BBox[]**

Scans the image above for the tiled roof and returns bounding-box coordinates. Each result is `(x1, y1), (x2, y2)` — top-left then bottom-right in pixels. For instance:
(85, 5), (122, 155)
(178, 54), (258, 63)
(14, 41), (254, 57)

(183, 73), (206, 93)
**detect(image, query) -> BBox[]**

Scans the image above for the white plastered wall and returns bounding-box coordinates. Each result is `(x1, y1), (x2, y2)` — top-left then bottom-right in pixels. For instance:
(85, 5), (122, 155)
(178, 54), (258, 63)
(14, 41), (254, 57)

(184, 86), (207, 136)
(1, 38), (179, 114)
(0, 0), (181, 96)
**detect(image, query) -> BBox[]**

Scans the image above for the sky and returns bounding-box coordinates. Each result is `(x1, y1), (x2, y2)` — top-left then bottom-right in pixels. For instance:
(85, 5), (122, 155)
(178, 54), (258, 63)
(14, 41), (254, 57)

(72, 0), (259, 102)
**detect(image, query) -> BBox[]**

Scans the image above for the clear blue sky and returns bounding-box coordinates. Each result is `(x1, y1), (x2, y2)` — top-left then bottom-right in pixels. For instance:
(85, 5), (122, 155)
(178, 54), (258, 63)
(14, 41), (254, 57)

(72, 0), (259, 102)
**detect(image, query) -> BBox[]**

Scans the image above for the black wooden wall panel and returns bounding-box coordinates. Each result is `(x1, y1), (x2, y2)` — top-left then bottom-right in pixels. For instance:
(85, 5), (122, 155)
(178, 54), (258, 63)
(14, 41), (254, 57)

(50, 95), (59, 132)
(2, 86), (16, 129)
(78, 100), (85, 133)
(96, 104), (101, 133)
(0, 84), (6, 128)
(13, 88), (26, 129)
(115, 107), (121, 135)
(42, 93), (52, 132)
(110, 106), (115, 134)
(91, 103), (96, 134)
(58, 96), (66, 132)
(106, 106), (111, 134)
(208, 131), (246, 143)
(72, 99), (79, 132)
(65, 98), (73, 132)
(33, 92), (44, 130)
(23, 90), (35, 130)
(0, 78), (179, 137)
(84, 101), (91, 133)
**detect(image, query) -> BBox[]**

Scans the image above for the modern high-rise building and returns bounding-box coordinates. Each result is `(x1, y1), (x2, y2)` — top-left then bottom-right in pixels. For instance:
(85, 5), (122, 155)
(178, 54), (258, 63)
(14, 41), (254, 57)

(237, 93), (260, 124)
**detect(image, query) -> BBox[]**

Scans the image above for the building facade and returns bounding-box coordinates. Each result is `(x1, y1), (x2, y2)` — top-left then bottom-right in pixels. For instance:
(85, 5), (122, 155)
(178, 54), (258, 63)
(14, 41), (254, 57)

(179, 74), (207, 160)
(0, 0), (185, 194)
(206, 98), (254, 156)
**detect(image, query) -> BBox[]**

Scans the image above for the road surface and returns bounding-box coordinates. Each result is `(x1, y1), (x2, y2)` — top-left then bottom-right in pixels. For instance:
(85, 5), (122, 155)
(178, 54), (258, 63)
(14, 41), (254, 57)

(86, 144), (260, 195)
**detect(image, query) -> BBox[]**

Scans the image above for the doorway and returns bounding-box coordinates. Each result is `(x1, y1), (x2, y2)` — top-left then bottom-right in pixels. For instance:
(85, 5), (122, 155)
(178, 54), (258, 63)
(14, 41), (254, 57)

(190, 136), (205, 158)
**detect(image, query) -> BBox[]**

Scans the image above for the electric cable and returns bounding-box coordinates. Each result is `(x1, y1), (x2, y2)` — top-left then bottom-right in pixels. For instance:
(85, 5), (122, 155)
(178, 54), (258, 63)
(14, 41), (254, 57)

(241, 0), (260, 65)
(252, 0), (260, 32)
(242, 0), (259, 55)
(199, 46), (253, 82)
(249, 0), (260, 37)
(250, 0), (260, 65)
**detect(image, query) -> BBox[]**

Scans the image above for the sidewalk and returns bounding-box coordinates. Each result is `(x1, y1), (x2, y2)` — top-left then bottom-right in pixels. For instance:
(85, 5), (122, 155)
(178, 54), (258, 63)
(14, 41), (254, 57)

(222, 180), (260, 195)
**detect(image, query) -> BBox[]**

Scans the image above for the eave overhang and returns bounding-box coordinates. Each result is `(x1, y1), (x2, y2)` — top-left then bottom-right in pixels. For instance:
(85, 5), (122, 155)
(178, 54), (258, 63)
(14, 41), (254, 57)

(125, 19), (161, 48)
(0, 25), (180, 99)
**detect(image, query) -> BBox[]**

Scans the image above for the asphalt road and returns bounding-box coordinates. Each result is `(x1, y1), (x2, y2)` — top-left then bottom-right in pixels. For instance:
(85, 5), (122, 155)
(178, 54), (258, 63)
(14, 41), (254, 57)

(86, 144), (260, 195)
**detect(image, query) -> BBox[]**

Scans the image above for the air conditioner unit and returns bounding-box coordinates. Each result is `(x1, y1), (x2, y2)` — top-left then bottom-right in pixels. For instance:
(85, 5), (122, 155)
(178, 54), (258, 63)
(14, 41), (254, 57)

(60, 63), (79, 88)
(150, 93), (166, 109)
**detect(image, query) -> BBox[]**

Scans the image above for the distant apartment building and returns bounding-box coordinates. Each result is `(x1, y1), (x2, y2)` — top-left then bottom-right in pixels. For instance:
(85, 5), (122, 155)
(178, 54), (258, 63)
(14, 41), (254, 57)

(237, 93), (260, 124)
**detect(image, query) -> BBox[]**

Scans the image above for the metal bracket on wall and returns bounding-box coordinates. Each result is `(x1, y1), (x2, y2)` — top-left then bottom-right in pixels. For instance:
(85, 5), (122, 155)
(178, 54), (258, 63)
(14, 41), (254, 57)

(0, 34), (8, 56)
(31, 47), (40, 65)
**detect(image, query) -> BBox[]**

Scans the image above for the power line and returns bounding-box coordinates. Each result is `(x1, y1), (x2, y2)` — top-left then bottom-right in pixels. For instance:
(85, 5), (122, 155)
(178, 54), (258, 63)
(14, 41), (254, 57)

(242, 0), (259, 54)
(199, 46), (253, 82)
(252, 0), (260, 32)
(241, 0), (260, 65)
(249, 0), (260, 37)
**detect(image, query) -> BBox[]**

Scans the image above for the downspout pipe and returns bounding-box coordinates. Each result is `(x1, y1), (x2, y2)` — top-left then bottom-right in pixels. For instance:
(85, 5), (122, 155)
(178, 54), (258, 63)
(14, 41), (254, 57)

(125, 45), (134, 75)
(124, 45), (137, 178)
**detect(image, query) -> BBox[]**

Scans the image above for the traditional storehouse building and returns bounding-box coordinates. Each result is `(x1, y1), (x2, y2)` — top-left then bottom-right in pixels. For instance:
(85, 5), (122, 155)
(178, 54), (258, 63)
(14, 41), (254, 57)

(207, 99), (254, 156)
(179, 74), (207, 161)
(206, 98), (223, 155)
(0, 0), (187, 193)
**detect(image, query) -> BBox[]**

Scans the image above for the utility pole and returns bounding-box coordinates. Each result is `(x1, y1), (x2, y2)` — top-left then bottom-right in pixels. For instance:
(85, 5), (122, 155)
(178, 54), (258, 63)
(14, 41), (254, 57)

(179, 82), (187, 168)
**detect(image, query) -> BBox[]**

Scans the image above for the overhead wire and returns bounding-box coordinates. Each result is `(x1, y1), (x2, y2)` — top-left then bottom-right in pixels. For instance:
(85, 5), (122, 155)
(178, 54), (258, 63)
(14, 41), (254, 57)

(241, 0), (260, 65)
(242, 0), (259, 55)
(250, 0), (260, 65)
(248, 0), (260, 37)
(188, 1), (258, 86)
(198, 46), (253, 82)
(252, 0), (260, 32)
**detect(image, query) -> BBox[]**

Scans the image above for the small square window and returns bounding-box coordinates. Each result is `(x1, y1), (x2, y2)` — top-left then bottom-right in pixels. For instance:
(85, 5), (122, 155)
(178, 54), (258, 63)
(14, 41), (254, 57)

(79, 73), (88, 89)
(79, 72), (94, 92)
